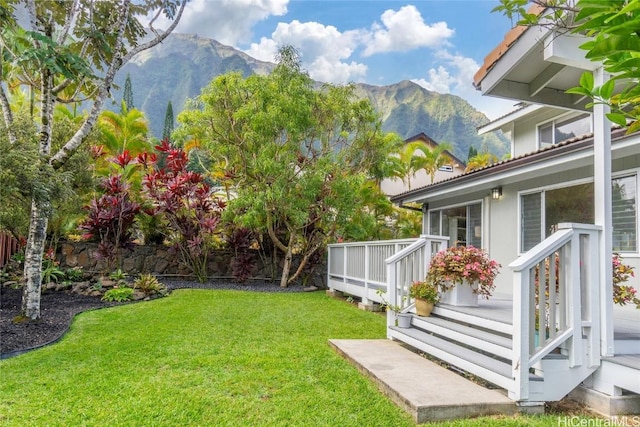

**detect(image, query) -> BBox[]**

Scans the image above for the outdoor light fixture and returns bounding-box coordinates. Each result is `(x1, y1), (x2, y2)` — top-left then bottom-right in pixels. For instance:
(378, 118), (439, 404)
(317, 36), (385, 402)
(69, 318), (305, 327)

(491, 187), (502, 200)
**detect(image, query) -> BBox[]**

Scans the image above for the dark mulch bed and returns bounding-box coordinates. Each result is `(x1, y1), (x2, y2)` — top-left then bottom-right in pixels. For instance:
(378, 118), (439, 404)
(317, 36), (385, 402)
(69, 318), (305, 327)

(0, 279), (308, 358)
(0, 286), (114, 357)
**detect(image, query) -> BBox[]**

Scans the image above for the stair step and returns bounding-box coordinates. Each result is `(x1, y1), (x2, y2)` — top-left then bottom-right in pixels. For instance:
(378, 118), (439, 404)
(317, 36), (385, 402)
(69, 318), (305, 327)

(390, 326), (542, 393)
(412, 315), (512, 359)
(431, 305), (512, 335)
(392, 326), (514, 377)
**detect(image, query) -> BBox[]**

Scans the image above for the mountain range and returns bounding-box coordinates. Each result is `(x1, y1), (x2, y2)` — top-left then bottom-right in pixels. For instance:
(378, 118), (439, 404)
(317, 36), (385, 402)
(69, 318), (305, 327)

(112, 33), (509, 161)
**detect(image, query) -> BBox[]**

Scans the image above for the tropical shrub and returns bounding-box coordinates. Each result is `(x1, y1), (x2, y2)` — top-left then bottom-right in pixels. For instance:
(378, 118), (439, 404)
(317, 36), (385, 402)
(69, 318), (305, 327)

(101, 286), (134, 302)
(535, 253), (639, 309)
(226, 227), (258, 282)
(78, 152), (141, 271)
(133, 273), (167, 296)
(64, 267), (85, 282)
(109, 268), (129, 282)
(42, 248), (65, 284)
(143, 140), (226, 282)
(612, 254), (639, 308)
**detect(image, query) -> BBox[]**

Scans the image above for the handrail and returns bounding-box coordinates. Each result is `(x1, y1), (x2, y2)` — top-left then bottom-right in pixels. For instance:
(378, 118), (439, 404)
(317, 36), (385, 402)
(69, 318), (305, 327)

(509, 228), (573, 272)
(385, 237), (431, 264)
(327, 238), (419, 305)
(510, 223), (600, 271)
(385, 235), (449, 330)
(327, 238), (418, 248)
(509, 222), (601, 401)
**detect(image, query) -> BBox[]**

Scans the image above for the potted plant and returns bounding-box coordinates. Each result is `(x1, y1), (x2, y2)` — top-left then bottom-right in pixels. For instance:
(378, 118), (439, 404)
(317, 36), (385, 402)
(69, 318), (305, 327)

(409, 280), (439, 316)
(426, 245), (500, 306)
(376, 289), (411, 328)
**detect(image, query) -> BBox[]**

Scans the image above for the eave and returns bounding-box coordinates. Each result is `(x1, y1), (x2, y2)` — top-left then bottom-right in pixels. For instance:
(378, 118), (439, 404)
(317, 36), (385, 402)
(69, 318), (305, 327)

(390, 128), (634, 206)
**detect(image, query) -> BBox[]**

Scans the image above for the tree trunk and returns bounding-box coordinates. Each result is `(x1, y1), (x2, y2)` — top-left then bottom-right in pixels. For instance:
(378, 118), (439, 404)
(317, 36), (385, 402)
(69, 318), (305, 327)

(21, 57), (54, 320)
(280, 235), (295, 288)
(21, 198), (49, 319)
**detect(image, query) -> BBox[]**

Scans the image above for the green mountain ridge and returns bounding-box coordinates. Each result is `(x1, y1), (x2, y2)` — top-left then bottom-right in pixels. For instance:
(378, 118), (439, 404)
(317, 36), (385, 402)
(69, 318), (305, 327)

(113, 33), (509, 161)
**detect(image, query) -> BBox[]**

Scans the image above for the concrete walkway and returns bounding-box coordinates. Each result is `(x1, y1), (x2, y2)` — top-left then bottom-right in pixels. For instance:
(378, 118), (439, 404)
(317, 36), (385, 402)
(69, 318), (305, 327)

(329, 339), (520, 424)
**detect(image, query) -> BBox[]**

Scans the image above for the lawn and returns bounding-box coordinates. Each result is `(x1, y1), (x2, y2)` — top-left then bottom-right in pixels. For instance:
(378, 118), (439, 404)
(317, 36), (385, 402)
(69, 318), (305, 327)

(0, 289), (599, 426)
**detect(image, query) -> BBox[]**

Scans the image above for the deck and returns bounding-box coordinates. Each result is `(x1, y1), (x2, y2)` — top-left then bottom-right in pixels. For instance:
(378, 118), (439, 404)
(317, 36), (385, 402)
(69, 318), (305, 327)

(438, 296), (640, 356)
(328, 229), (640, 409)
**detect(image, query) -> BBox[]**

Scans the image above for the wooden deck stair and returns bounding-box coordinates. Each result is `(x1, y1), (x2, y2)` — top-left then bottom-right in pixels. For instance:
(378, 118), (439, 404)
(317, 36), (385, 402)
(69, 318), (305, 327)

(388, 304), (599, 403)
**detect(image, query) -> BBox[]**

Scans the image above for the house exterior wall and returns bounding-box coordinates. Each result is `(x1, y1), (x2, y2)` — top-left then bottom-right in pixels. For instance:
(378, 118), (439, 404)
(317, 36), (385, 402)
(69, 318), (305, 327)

(484, 155), (640, 297)
(512, 109), (572, 156)
(381, 167), (463, 196)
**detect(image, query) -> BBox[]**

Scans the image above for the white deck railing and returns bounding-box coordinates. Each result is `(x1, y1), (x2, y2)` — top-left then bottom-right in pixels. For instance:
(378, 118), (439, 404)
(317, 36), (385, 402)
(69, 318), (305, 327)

(509, 223), (601, 401)
(385, 235), (449, 329)
(327, 238), (419, 304)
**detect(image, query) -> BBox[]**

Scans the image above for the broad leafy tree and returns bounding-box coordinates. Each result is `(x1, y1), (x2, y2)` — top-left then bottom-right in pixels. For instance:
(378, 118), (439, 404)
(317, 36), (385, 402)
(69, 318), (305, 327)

(177, 47), (399, 287)
(0, 0), (186, 319)
(494, 0), (640, 131)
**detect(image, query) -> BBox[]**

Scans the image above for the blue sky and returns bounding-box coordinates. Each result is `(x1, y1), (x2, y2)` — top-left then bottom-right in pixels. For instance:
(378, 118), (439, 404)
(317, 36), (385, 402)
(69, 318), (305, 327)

(157, 0), (520, 120)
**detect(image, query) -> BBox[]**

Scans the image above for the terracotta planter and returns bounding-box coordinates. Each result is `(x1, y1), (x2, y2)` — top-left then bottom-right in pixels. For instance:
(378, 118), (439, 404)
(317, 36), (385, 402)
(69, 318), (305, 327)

(439, 281), (478, 307)
(415, 298), (435, 316)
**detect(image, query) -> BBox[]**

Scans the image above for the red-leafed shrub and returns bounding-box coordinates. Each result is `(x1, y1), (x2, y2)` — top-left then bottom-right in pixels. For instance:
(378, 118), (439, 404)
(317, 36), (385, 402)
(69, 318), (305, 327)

(143, 139), (225, 282)
(79, 151), (141, 271)
(226, 227), (258, 282)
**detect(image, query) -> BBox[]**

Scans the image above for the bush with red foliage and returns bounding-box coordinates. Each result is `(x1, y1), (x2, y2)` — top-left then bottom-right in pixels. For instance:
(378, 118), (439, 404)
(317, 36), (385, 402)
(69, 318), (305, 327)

(143, 139), (226, 282)
(79, 151), (141, 271)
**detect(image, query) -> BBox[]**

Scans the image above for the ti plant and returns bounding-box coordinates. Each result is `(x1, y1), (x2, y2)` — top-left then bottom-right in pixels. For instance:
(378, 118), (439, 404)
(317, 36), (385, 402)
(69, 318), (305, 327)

(143, 139), (226, 282)
(79, 152), (141, 272)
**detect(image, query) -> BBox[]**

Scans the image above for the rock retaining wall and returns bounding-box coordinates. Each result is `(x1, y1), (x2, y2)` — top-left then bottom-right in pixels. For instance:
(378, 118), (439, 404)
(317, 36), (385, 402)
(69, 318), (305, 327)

(57, 242), (326, 286)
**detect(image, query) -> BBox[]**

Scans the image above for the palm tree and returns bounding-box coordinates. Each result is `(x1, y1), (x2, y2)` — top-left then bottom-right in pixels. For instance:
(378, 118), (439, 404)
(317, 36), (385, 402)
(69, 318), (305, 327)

(413, 142), (453, 183)
(465, 152), (499, 172)
(393, 140), (428, 189)
(98, 102), (150, 157)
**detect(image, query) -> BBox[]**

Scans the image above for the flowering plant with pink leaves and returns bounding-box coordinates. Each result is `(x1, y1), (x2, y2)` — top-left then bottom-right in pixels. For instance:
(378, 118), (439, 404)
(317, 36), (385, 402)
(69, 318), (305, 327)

(426, 245), (501, 299)
(612, 254), (639, 308)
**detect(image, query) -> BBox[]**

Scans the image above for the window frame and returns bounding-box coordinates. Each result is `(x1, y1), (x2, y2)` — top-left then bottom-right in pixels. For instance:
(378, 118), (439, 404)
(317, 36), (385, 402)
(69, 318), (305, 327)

(428, 199), (484, 247)
(517, 172), (639, 256)
(536, 112), (592, 149)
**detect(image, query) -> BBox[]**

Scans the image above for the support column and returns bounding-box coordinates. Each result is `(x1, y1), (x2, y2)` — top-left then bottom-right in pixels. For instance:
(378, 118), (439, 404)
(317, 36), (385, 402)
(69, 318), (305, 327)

(593, 66), (614, 357)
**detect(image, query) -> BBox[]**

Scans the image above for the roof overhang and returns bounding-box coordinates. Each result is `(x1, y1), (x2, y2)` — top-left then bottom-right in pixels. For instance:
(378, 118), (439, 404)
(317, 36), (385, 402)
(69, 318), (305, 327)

(477, 104), (544, 135)
(474, 19), (596, 112)
(390, 129), (638, 206)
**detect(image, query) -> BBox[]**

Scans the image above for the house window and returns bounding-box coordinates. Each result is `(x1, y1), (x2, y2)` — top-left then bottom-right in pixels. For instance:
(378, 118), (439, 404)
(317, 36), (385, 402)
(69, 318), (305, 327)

(538, 113), (591, 148)
(613, 175), (637, 252)
(429, 202), (482, 247)
(520, 176), (638, 252)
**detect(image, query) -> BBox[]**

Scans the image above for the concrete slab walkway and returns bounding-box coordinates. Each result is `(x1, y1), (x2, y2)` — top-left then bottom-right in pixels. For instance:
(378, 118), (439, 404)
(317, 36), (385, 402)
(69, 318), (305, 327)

(329, 339), (519, 424)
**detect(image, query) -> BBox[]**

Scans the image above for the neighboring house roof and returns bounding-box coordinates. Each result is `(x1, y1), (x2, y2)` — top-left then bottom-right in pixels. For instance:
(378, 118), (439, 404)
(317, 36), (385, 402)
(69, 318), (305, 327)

(473, 3), (546, 90)
(390, 127), (631, 205)
(405, 132), (467, 168)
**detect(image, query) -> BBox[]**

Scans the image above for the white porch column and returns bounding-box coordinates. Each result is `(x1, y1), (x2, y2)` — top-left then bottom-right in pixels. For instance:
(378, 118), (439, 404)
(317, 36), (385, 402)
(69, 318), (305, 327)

(593, 66), (614, 357)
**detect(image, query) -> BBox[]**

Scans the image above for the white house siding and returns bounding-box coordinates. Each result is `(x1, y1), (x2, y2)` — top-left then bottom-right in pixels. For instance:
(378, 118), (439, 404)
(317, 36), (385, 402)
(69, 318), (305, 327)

(512, 108), (571, 156)
(486, 158), (640, 297)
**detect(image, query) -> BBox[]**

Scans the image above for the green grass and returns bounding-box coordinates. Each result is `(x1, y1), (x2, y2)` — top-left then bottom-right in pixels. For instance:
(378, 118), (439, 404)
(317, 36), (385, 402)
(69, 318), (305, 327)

(0, 290), (601, 426)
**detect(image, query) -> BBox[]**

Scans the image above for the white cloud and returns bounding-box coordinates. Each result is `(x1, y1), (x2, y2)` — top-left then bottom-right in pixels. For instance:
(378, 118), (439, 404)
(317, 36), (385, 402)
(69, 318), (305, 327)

(151, 0), (289, 46)
(308, 57), (368, 85)
(243, 6), (455, 85)
(244, 20), (366, 84)
(361, 5), (454, 56)
(412, 50), (515, 120)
